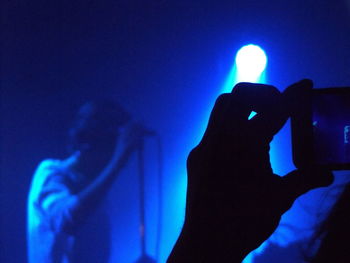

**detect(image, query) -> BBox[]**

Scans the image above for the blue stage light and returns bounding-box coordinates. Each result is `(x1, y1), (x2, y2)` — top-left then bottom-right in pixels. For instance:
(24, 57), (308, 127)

(235, 44), (267, 83)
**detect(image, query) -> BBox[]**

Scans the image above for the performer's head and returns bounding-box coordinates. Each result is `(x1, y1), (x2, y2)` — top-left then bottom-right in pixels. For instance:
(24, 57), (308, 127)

(68, 99), (130, 157)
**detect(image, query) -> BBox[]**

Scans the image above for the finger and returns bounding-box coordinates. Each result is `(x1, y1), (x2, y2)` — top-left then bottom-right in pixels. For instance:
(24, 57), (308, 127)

(231, 82), (281, 113)
(232, 82), (287, 141)
(281, 79), (313, 115)
(283, 79), (313, 95)
(256, 79), (313, 140)
(200, 93), (230, 144)
(200, 93), (250, 145)
(279, 167), (334, 211)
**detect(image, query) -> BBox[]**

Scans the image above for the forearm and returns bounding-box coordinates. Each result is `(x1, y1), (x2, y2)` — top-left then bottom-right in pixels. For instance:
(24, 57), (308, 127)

(71, 147), (133, 225)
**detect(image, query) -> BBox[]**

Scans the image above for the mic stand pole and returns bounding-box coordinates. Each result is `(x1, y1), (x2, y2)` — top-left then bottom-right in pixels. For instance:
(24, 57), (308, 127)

(134, 139), (156, 263)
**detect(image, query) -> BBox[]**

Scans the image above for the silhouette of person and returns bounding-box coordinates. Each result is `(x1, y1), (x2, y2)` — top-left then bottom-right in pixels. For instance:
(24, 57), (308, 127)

(27, 100), (143, 263)
(307, 182), (349, 263)
(167, 80), (333, 262)
(251, 182), (349, 263)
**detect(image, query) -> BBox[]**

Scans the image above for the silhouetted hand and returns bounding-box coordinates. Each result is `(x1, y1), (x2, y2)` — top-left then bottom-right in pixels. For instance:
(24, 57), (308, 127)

(167, 80), (333, 262)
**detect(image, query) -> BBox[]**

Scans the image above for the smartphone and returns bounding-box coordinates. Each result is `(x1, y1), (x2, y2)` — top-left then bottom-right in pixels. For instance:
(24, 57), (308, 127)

(291, 87), (350, 170)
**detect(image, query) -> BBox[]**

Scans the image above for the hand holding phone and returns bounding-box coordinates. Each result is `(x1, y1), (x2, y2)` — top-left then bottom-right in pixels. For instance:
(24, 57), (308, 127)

(291, 85), (350, 170)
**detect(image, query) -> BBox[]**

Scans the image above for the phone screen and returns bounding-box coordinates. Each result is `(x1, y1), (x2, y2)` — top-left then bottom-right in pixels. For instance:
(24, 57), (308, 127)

(312, 89), (350, 166)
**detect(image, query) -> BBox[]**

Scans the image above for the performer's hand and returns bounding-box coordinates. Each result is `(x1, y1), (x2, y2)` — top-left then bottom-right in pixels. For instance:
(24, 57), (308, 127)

(109, 122), (151, 167)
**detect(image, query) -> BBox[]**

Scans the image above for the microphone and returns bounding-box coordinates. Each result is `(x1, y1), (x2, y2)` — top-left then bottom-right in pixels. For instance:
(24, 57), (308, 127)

(141, 128), (157, 137)
(345, 125), (350, 162)
(128, 122), (157, 138)
(123, 122), (158, 138)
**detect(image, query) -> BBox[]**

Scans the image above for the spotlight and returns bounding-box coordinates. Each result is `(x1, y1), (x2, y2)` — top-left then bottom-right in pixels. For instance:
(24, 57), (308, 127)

(235, 44), (267, 83)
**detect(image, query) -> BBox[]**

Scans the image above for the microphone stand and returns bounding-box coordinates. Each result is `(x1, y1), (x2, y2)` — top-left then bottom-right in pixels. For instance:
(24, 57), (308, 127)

(134, 139), (157, 263)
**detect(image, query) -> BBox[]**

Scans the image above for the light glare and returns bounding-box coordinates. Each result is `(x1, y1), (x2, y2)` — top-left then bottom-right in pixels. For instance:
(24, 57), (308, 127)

(235, 44), (267, 83)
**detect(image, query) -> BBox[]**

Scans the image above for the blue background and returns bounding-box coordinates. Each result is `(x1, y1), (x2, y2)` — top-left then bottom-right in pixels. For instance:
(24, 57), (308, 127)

(2, 1), (350, 262)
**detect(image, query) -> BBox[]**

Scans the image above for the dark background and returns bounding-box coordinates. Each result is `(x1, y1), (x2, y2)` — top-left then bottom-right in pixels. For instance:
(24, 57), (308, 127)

(2, 1), (350, 262)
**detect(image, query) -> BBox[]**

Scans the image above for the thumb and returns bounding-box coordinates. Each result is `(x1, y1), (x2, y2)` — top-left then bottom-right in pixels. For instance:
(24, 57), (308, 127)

(281, 167), (334, 202)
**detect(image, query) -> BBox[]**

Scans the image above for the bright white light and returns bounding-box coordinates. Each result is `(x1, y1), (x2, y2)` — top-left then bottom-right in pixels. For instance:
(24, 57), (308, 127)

(235, 44), (267, 83)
